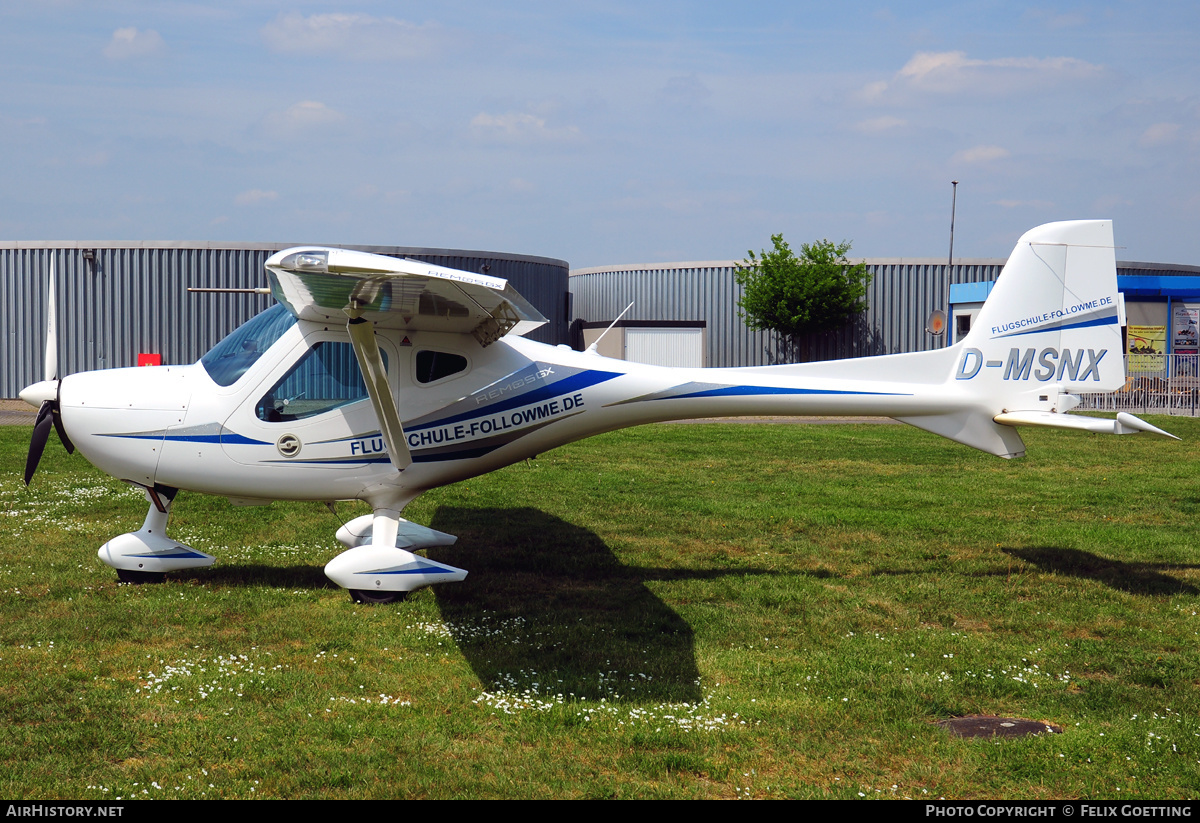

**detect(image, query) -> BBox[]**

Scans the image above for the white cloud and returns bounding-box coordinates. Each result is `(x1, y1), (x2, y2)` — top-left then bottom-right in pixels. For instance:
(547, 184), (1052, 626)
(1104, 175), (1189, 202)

(470, 112), (581, 143)
(235, 189), (278, 206)
(103, 27), (166, 60)
(952, 145), (1010, 163)
(858, 81), (888, 102)
(1139, 122), (1181, 147)
(899, 51), (1098, 86)
(261, 12), (443, 60)
(862, 50), (1102, 100)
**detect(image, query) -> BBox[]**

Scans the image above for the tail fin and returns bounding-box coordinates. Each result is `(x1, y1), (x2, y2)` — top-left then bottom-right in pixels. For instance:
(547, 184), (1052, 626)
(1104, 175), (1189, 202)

(957, 219), (1124, 392)
(735, 220), (1173, 455)
(902, 220), (1176, 455)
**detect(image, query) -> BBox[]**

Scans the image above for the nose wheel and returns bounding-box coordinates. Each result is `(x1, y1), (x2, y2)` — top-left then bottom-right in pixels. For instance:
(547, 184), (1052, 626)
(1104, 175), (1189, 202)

(117, 569), (167, 585)
(349, 589), (408, 605)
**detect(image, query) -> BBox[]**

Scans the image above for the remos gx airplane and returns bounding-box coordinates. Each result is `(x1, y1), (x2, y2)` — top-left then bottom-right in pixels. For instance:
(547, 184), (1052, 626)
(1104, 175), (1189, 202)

(20, 220), (1177, 603)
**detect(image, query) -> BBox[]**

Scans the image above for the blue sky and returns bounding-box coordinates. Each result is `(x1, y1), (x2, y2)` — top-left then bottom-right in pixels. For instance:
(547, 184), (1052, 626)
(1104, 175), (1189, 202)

(2, 2), (1198, 267)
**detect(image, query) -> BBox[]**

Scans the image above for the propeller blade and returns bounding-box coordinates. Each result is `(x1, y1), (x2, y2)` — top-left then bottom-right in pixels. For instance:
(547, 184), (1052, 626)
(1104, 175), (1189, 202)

(51, 404), (75, 455)
(23, 259), (72, 484)
(45, 256), (57, 382)
(24, 401), (54, 485)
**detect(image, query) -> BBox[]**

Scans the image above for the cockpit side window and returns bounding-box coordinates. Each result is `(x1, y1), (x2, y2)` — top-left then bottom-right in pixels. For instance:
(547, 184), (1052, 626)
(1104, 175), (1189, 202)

(255, 341), (386, 423)
(415, 349), (468, 384)
(201, 304), (298, 387)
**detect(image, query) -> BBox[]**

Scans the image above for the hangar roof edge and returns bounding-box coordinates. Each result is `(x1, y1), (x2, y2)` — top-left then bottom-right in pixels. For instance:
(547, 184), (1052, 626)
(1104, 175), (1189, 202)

(572, 258), (1200, 276)
(573, 257), (1007, 275)
(0, 240), (567, 269)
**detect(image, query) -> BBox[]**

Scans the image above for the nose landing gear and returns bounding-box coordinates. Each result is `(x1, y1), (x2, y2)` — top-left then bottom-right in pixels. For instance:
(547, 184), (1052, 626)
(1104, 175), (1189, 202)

(98, 485), (215, 583)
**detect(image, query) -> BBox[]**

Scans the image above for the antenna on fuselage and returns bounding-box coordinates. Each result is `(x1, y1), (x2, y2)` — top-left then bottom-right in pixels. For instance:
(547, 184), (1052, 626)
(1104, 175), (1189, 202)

(585, 300), (635, 355)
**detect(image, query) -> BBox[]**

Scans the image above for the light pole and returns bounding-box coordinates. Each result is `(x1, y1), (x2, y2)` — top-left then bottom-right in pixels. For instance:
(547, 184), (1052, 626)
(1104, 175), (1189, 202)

(948, 180), (958, 270)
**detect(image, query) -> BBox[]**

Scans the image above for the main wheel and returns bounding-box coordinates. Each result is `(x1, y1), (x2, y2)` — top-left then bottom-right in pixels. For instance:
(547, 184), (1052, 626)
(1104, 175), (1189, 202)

(117, 569), (167, 584)
(349, 589), (408, 605)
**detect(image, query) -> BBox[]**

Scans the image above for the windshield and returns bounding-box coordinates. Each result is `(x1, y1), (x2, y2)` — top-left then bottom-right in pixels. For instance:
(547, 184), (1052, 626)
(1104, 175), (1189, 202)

(200, 304), (298, 387)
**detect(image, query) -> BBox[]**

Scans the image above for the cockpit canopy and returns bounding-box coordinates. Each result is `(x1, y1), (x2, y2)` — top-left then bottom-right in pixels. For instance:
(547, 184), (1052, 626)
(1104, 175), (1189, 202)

(200, 304), (297, 387)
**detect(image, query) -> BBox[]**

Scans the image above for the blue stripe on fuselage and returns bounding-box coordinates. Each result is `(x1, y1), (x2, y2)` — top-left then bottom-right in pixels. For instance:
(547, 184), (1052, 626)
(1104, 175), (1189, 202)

(407, 369), (620, 431)
(665, 385), (909, 400)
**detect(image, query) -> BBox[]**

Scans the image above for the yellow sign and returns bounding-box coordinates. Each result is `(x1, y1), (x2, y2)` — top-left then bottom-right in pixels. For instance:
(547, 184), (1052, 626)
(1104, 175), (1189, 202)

(1128, 324), (1166, 371)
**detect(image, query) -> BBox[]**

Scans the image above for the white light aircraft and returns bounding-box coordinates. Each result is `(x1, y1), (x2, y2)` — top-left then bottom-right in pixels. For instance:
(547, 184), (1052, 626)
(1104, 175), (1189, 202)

(19, 220), (1178, 603)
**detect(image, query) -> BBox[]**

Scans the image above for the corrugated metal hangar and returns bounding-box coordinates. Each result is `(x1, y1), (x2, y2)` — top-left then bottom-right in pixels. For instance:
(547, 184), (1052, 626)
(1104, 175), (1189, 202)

(5, 241), (1200, 398)
(571, 257), (1005, 367)
(1, 242), (570, 398)
(570, 258), (1200, 369)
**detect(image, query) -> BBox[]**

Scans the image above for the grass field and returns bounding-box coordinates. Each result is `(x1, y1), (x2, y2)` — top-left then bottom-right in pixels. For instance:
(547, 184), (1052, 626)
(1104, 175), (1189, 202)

(2, 417), (1199, 799)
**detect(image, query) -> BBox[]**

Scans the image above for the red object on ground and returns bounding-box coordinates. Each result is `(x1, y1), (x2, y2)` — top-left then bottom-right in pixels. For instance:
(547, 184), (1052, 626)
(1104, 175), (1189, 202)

(137, 353), (162, 367)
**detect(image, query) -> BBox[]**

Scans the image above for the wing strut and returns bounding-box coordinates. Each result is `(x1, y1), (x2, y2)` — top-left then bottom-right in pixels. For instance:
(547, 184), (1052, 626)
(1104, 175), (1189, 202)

(346, 315), (412, 471)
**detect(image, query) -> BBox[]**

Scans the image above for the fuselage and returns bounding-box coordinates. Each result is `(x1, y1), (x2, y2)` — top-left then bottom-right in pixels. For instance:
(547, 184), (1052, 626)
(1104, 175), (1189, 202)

(23, 221), (1167, 598)
(54, 310), (970, 510)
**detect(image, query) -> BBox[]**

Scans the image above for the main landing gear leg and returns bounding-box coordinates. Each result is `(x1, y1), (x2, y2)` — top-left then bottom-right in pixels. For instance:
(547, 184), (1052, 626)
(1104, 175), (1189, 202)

(325, 506), (467, 605)
(97, 485), (216, 583)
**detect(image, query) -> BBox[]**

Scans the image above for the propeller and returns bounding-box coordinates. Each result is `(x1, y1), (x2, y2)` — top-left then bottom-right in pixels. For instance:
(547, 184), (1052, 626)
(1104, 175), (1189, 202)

(22, 256), (74, 485)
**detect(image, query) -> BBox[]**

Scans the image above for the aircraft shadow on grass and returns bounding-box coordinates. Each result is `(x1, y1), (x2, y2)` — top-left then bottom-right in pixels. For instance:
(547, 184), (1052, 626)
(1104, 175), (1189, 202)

(181, 563), (333, 590)
(147, 504), (770, 704)
(426, 506), (774, 703)
(1003, 546), (1199, 596)
(865, 547), (1197, 596)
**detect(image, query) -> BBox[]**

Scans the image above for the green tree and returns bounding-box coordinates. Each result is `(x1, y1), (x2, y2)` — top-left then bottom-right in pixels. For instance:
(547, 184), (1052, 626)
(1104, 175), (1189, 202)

(735, 235), (871, 361)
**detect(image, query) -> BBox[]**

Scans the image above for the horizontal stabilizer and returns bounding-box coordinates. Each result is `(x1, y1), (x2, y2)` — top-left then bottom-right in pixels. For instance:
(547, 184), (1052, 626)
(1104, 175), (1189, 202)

(994, 411), (1180, 439)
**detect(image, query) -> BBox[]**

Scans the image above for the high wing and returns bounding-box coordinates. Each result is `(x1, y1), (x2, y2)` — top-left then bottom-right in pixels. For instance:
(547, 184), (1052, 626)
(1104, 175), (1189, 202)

(265, 247), (547, 346)
(264, 247), (549, 474)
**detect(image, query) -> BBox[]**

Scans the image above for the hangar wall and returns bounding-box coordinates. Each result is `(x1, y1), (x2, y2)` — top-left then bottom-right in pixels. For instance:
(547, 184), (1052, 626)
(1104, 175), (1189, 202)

(7, 242), (1197, 398)
(1, 242), (569, 398)
(570, 258), (1200, 368)
(570, 259), (1005, 368)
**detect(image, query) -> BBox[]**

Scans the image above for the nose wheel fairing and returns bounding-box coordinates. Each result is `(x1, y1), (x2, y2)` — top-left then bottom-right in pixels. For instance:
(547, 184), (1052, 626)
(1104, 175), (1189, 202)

(97, 487), (215, 577)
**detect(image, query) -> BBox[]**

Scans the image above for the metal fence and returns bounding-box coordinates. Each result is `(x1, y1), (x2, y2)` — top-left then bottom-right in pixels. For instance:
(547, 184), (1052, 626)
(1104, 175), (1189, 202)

(1076, 354), (1200, 416)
